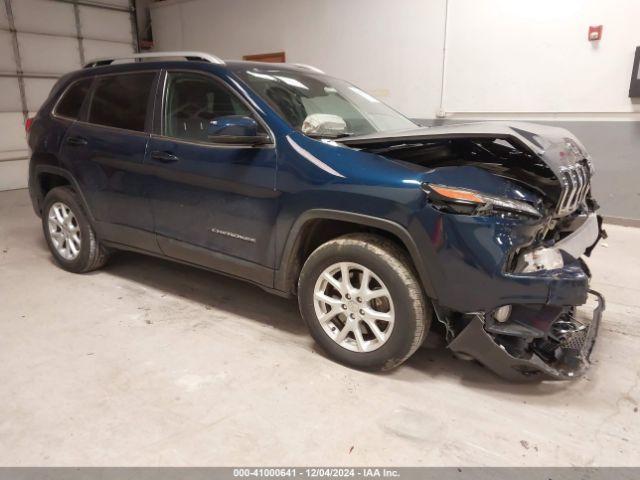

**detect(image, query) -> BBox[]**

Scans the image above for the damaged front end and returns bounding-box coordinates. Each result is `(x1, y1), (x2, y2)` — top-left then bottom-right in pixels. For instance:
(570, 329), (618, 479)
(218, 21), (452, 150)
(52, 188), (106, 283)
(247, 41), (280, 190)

(435, 211), (606, 381)
(340, 121), (607, 381)
(445, 291), (604, 381)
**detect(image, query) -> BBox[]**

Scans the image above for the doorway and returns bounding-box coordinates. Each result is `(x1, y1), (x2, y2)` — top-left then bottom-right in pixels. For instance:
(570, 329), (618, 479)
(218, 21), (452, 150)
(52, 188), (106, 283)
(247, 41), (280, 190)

(243, 51), (286, 63)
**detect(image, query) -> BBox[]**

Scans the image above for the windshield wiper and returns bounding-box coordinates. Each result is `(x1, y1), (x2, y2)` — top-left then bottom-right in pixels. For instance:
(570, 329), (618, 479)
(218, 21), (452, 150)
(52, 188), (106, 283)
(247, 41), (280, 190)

(369, 142), (431, 154)
(305, 132), (355, 140)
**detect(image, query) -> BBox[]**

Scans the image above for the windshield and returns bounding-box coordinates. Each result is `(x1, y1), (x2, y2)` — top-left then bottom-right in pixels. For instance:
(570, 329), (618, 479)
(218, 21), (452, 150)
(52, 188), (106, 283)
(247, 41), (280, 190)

(234, 67), (417, 138)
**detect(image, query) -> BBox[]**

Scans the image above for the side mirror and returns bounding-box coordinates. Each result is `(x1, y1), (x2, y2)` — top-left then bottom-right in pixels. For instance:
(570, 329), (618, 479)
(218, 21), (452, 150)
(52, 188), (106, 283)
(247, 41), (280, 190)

(207, 115), (270, 145)
(301, 113), (347, 137)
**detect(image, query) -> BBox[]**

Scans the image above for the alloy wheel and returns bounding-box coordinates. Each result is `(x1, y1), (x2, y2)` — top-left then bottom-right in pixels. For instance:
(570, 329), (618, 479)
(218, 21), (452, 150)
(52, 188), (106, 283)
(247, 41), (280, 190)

(48, 201), (81, 261)
(313, 262), (395, 352)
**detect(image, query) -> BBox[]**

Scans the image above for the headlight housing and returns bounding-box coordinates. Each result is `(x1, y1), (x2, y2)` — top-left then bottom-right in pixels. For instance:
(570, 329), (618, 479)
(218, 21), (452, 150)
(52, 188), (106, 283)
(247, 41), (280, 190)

(422, 183), (542, 218)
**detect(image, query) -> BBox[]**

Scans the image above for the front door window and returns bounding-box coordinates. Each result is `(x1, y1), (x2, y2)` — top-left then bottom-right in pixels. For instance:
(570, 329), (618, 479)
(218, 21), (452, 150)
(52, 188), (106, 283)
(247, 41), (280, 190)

(163, 72), (259, 143)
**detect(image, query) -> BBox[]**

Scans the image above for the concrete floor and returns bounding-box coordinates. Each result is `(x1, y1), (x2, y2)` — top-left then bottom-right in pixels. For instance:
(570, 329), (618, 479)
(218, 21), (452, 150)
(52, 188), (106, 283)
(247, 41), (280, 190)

(0, 188), (638, 466)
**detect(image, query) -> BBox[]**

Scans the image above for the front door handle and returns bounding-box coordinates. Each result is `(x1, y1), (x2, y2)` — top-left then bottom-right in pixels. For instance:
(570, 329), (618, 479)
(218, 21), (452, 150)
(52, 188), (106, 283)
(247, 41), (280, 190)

(66, 136), (88, 147)
(150, 150), (179, 163)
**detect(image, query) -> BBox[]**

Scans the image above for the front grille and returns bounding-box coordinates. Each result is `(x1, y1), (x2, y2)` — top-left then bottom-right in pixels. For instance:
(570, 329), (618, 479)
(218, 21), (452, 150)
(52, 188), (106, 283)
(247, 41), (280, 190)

(563, 329), (588, 351)
(549, 307), (589, 349)
(555, 160), (591, 217)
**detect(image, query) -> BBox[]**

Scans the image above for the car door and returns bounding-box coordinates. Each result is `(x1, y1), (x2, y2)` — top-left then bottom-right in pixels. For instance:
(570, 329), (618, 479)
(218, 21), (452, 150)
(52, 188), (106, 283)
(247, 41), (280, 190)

(145, 70), (278, 286)
(59, 70), (160, 252)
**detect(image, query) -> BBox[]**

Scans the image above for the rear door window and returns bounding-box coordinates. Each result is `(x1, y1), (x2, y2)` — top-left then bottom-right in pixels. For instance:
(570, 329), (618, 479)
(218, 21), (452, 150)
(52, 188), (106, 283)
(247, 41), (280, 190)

(88, 72), (156, 132)
(55, 78), (92, 119)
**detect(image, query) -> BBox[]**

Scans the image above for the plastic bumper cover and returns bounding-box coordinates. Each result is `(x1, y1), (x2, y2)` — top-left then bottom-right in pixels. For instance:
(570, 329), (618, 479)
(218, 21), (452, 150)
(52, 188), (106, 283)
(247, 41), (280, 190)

(556, 212), (602, 258)
(448, 290), (605, 381)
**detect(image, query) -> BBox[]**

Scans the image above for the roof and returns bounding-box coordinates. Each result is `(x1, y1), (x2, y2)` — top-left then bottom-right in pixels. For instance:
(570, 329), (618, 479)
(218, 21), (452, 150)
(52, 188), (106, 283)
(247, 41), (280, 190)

(82, 51), (325, 76)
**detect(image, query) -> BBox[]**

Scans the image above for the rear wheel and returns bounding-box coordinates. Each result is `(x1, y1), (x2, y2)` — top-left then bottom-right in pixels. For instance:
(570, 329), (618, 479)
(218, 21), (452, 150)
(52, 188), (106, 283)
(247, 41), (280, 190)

(298, 233), (431, 371)
(42, 186), (109, 273)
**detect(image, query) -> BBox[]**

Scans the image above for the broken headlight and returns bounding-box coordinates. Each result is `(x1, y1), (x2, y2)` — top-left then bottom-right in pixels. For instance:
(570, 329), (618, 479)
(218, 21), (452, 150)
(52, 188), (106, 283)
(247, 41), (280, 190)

(422, 183), (542, 218)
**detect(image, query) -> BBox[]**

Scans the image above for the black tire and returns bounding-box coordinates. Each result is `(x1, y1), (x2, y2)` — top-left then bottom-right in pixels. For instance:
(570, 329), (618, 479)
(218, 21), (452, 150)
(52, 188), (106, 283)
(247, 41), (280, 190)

(42, 186), (109, 273)
(298, 233), (431, 371)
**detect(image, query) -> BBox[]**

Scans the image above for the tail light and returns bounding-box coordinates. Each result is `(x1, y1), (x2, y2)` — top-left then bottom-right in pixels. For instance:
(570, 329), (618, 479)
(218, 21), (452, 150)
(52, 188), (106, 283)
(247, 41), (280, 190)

(25, 117), (34, 133)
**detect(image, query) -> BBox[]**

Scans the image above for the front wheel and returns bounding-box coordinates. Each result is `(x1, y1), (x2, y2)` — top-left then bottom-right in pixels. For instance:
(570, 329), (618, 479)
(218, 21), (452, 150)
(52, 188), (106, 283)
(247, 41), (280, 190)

(298, 233), (431, 371)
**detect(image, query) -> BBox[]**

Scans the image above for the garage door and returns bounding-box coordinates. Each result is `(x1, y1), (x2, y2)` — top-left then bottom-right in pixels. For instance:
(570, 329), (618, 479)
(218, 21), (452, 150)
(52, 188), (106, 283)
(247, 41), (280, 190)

(0, 0), (136, 191)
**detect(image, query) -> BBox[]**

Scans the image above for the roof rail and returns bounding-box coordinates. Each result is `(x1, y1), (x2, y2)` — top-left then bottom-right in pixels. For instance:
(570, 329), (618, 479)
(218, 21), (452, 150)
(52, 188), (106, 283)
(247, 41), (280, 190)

(292, 63), (325, 74)
(83, 51), (225, 68)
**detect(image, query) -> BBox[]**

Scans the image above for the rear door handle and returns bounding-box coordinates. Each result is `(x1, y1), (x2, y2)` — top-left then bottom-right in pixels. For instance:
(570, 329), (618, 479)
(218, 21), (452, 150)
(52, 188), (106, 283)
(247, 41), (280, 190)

(66, 136), (88, 147)
(150, 150), (179, 163)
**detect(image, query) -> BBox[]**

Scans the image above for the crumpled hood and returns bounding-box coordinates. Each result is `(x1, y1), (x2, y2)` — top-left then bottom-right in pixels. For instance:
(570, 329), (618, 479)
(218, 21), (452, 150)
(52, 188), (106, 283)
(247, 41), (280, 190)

(338, 121), (589, 177)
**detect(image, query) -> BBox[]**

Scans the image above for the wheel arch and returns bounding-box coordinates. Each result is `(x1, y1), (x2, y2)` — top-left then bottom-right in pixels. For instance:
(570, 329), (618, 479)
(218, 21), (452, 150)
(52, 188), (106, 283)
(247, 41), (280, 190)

(32, 165), (94, 222)
(274, 209), (437, 299)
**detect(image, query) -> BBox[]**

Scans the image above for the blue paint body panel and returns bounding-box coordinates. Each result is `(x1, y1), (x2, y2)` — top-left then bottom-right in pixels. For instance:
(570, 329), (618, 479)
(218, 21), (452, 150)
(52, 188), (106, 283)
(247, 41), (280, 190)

(27, 59), (596, 316)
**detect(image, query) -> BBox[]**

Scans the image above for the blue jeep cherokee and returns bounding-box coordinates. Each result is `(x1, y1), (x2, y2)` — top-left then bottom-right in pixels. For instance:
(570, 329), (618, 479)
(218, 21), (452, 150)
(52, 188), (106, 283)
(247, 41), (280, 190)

(27, 52), (605, 380)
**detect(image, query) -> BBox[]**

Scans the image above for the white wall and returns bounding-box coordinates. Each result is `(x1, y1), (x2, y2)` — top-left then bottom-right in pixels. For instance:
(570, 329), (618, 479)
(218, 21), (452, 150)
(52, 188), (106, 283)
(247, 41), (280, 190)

(150, 0), (447, 118)
(444, 0), (640, 118)
(150, 0), (640, 121)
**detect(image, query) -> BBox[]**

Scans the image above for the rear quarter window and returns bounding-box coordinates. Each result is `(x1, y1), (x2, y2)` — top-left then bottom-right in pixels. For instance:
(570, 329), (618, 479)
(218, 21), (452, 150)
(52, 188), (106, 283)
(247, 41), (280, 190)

(88, 72), (156, 132)
(54, 78), (92, 119)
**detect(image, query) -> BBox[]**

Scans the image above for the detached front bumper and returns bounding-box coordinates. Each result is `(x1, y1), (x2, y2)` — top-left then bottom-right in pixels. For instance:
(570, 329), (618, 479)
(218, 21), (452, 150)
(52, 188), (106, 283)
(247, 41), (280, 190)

(443, 213), (606, 381)
(448, 290), (605, 381)
(417, 202), (606, 380)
